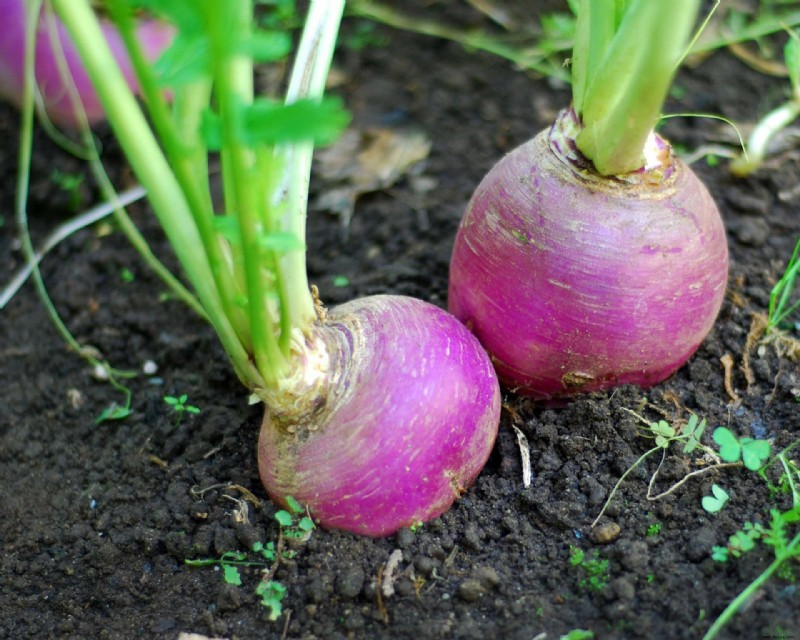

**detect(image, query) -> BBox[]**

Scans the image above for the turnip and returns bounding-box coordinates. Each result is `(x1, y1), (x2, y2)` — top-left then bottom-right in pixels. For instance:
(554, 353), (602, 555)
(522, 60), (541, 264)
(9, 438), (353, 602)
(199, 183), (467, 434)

(44, 0), (500, 536)
(448, 0), (729, 400)
(0, 0), (173, 128)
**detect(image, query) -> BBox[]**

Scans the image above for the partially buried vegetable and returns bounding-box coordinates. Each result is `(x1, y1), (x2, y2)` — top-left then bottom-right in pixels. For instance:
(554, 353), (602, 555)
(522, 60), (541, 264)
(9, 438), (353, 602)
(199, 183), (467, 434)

(0, 0), (173, 128)
(448, 0), (728, 400)
(44, 0), (500, 536)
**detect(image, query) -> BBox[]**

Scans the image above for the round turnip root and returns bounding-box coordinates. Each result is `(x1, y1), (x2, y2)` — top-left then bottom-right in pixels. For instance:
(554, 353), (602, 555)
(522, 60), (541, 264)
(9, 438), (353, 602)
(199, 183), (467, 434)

(258, 295), (501, 537)
(448, 109), (728, 400)
(0, 0), (173, 128)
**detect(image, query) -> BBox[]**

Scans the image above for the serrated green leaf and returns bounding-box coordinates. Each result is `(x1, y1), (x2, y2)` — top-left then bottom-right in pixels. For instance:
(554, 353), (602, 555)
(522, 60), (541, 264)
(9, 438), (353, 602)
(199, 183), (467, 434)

(237, 30), (292, 61)
(222, 563), (242, 586)
(153, 32), (210, 86)
(713, 427), (741, 463)
(240, 97), (350, 146)
(256, 580), (286, 620)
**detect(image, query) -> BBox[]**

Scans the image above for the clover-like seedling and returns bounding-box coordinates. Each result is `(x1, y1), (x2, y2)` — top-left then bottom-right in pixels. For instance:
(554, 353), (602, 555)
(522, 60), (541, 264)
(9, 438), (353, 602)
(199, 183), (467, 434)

(682, 414), (706, 454)
(649, 419), (676, 449)
(275, 495), (315, 541)
(702, 484), (730, 513)
(713, 427), (771, 471)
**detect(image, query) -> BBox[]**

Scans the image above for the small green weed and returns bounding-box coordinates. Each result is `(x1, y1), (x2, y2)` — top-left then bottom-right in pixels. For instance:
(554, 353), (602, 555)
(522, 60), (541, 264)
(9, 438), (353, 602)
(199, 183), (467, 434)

(645, 522), (662, 537)
(702, 484), (730, 514)
(560, 630), (594, 640)
(593, 412), (741, 527)
(50, 169), (85, 211)
(163, 394), (200, 426)
(712, 427), (771, 471)
(568, 546), (609, 593)
(185, 496), (315, 621)
(703, 437), (800, 640)
(119, 267), (135, 283)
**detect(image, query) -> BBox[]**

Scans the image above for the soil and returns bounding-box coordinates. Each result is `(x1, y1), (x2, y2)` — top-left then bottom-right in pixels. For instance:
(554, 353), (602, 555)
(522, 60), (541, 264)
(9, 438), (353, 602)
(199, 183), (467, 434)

(1, 3), (799, 640)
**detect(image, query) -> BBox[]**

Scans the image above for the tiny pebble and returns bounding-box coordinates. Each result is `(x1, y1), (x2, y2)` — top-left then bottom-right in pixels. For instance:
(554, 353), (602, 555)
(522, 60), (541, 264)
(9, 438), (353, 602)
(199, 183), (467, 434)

(474, 566), (500, 589)
(91, 364), (109, 381)
(336, 566), (365, 599)
(457, 578), (486, 602)
(143, 360), (158, 375)
(590, 522), (621, 544)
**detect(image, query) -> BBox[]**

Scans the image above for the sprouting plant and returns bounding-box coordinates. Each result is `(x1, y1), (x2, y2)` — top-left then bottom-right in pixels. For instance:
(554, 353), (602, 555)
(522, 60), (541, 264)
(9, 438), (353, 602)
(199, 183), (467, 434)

(49, 169), (85, 211)
(119, 267), (135, 283)
(256, 580), (288, 621)
(163, 394), (200, 426)
(592, 412), (742, 527)
(730, 29), (800, 179)
(702, 484), (730, 513)
(274, 495), (315, 542)
(559, 630), (594, 640)
(186, 496), (314, 620)
(703, 437), (800, 640)
(713, 427), (771, 471)
(568, 546), (610, 593)
(766, 234), (800, 335)
(646, 522), (663, 537)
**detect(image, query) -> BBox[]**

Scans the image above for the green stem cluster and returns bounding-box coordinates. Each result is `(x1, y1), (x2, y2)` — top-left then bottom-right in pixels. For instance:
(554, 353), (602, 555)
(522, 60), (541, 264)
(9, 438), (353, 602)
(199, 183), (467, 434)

(570, 0), (700, 175)
(48, 0), (346, 395)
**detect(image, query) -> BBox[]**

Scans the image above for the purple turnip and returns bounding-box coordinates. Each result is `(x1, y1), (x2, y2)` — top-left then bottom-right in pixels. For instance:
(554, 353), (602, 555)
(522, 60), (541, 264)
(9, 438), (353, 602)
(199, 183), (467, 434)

(258, 295), (500, 537)
(448, 0), (729, 400)
(48, 0), (501, 536)
(0, 0), (172, 128)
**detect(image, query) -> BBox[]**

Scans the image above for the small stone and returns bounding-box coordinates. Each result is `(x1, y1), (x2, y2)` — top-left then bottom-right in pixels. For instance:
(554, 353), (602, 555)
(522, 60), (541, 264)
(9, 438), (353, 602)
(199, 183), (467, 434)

(474, 566), (500, 589)
(216, 582), (242, 611)
(463, 525), (483, 551)
(686, 526), (718, 563)
(611, 577), (636, 601)
(457, 578), (486, 602)
(336, 565), (365, 599)
(732, 218), (769, 247)
(590, 522), (621, 544)
(395, 527), (416, 549)
(143, 360), (158, 375)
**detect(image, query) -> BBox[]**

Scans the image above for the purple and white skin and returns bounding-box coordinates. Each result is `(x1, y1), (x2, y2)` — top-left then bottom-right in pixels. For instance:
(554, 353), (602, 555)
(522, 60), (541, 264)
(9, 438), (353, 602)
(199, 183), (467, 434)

(448, 108), (729, 400)
(0, 0), (173, 128)
(258, 295), (501, 537)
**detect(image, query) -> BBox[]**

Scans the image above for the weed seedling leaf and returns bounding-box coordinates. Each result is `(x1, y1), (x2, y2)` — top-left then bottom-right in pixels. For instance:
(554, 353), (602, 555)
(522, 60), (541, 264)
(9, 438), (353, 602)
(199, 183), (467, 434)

(285, 495), (304, 514)
(274, 510), (293, 527)
(222, 563), (242, 586)
(256, 580), (287, 620)
(713, 427), (742, 462)
(702, 483), (730, 513)
(650, 420), (675, 448)
(683, 415), (706, 454)
(95, 403), (132, 424)
(740, 438), (771, 471)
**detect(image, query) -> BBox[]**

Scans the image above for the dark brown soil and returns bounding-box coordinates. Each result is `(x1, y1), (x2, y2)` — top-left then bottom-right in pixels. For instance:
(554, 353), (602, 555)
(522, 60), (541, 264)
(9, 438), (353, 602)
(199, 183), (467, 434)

(2, 4), (799, 640)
